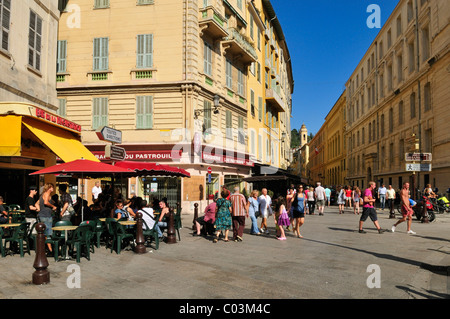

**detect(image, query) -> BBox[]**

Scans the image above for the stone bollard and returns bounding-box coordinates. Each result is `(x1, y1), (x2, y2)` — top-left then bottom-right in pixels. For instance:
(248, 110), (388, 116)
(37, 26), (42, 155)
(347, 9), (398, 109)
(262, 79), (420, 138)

(134, 212), (146, 254)
(166, 208), (177, 244)
(192, 203), (199, 230)
(32, 223), (50, 285)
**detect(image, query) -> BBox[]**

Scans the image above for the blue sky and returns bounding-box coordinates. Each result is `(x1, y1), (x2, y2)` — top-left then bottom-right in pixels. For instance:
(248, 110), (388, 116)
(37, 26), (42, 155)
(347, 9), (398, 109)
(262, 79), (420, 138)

(271, 0), (399, 135)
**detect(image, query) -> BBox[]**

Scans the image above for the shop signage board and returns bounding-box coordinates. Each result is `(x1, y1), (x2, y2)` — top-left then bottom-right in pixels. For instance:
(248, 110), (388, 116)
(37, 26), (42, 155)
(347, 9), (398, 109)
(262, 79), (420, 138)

(105, 144), (126, 161)
(405, 163), (432, 172)
(96, 126), (122, 144)
(405, 153), (432, 161)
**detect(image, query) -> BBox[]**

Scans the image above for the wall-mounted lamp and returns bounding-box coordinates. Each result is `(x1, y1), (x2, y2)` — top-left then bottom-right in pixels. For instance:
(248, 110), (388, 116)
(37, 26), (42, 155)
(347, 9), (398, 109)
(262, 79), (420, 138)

(194, 94), (221, 119)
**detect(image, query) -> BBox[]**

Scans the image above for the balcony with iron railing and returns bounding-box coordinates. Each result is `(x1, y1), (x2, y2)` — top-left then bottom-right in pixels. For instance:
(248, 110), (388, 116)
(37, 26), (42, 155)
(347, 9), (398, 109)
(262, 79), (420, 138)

(199, 5), (228, 40)
(222, 27), (257, 64)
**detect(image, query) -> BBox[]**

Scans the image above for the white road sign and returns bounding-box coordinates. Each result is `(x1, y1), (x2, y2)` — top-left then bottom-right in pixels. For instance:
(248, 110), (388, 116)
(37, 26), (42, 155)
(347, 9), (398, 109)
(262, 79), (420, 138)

(406, 163), (432, 172)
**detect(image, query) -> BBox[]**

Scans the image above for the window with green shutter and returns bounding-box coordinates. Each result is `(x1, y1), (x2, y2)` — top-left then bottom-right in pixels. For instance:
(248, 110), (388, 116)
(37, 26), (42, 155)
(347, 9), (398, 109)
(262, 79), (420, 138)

(28, 10), (42, 71)
(203, 100), (211, 133)
(225, 59), (232, 89)
(94, 0), (109, 9)
(93, 37), (108, 71)
(225, 110), (232, 139)
(137, 0), (154, 5)
(137, 34), (153, 68)
(57, 40), (67, 73)
(136, 96), (153, 129)
(250, 90), (255, 117)
(238, 116), (244, 144)
(237, 68), (244, 96)
(258, 97), (262, 122)
(58, 98), (66, 117)
(1, 0), (11, 51)
(204, 41), (212, 76)
(92, 97), (108, 130)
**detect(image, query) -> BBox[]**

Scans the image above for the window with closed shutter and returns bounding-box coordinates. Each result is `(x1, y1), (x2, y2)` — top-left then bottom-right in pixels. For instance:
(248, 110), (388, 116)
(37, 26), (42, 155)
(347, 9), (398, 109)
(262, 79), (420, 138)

(137, 34), (153, 68)
(92, 97), (108, 130)
(28, 10), (42, 71)
(136, 96), (153, 129)
(93, 37), (108, 71)
(0, 0), (11, 51)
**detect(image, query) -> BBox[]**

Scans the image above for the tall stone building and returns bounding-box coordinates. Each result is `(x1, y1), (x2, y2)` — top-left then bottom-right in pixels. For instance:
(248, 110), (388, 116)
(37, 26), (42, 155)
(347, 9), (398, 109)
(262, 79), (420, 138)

(57, 0), (294, 210)
(0, 0), (96, 204)
(345, 0), (449, 193)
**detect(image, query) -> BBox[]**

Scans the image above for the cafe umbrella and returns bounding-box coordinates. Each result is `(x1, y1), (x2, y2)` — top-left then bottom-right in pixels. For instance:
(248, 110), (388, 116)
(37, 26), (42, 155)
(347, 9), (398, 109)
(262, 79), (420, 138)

(30, 158), (132, 221)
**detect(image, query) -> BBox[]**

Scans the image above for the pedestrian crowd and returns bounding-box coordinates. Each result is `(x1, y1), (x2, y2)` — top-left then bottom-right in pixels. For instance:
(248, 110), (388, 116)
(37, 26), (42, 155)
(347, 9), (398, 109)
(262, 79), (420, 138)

(193, 180), (437, 243)
(194, 182), (331, 243)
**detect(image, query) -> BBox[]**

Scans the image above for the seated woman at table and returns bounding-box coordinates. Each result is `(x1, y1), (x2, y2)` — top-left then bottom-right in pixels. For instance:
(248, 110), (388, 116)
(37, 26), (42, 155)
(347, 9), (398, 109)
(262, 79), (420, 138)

(114, 199), (129, 220)
(0, 196), (8, 224)
(136, 198), (163, 238)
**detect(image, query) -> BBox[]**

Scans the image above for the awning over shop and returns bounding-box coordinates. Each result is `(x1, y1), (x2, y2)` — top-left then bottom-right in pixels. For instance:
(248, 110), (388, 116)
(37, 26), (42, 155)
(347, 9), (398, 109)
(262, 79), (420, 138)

(0, 115), (21, 156)
(114, 160), (190, 178)
(22, 118), (99, 163)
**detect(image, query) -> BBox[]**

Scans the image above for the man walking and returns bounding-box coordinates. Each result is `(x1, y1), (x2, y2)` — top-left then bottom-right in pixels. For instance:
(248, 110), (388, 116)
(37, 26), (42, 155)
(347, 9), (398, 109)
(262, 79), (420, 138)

(314, 182), (326, 216)
(359, 181), (384, 234)
(24, 186), (39, 232)
(230, 187), (248, 242)
(378, 184), (387, 210)
(391, 182), (416, 234)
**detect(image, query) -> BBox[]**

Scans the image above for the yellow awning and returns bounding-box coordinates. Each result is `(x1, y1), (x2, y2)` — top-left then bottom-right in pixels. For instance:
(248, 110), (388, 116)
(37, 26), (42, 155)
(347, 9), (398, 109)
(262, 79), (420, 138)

(22, 118), (99, 163)
(0, 115), (22, 156)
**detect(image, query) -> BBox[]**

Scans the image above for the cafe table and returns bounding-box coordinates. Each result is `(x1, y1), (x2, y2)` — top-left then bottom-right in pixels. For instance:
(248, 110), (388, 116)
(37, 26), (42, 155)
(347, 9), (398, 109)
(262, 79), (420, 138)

(0, 223), (21, 228)
(52, 225), (78, 260)
(119, 220), (136, 225)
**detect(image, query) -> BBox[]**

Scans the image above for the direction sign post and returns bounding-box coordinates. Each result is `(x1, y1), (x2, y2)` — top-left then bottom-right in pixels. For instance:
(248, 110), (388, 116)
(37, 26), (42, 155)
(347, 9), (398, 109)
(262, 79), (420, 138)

(105, 144), (126, 161)
(405, 153), (432, 161)
(96, 126), (122, 144)
(405, 163), (432, 172)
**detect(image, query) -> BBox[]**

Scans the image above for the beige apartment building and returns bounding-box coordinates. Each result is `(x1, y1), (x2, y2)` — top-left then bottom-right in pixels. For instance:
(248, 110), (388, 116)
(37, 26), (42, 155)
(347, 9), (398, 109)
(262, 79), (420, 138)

(57, 0), (293, 210)
(0, 0), (96, 205)
(345, 0), (450, 194)
(321, 92), (347, 187)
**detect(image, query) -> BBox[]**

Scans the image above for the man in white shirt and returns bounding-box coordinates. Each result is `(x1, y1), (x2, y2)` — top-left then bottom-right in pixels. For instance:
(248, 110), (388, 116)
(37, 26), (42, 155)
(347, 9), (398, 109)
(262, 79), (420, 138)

(314, 182), (326, 216)
(92, 181), (102, 202)
(258, 188), (272, 234)
(378, 184), (387, 210)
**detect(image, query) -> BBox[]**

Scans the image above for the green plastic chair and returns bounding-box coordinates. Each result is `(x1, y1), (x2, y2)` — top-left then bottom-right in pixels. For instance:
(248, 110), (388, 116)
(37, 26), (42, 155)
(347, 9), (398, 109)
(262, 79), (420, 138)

(0, 227), (5, 257)
(105, 218), (118, 251)
(142, 219), (159, 250)
(111, 221), (134, 254)
(93, 219), (106, 248)
(64, 225), (93, 263)
(4, 222), (30, 257)
(174, 208), (182, 241)
(79, 220), (97, 253)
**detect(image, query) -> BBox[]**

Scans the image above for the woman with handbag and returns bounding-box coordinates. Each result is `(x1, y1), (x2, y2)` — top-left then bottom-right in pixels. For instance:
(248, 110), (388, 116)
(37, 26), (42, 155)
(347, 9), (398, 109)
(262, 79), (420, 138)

(59, 184), (74, 222)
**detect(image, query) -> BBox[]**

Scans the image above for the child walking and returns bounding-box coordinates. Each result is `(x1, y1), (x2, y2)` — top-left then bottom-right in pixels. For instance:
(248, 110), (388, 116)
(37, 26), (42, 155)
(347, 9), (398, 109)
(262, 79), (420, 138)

(274, 196), (290, 240)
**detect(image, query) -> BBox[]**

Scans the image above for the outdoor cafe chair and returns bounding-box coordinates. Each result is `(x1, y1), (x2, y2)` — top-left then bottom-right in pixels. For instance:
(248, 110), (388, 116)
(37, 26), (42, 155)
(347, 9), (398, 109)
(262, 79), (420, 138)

(105, 218), (118, 251)
(93, 218), (107, 248)
(142, 219), (159, 250)
(110, 221), (134, 254)
(79, 220), (97, 253)
(174, 208), (182, 241)
(4, 222), (30, 257)
(0, 227), (5, 257)
(64, 225), (94, 263)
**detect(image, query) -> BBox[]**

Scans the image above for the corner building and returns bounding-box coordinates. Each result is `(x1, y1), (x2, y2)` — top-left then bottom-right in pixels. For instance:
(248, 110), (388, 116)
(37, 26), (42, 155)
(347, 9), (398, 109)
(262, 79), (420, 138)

(345, 0), (450, 193)
(57, 0), (293, 211)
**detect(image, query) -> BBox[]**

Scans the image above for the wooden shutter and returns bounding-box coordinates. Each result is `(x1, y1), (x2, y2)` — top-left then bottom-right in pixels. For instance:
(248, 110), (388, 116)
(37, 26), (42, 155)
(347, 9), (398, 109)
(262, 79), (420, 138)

(93, 37), (108, 70)
(137, 34), (153, 68)
(57, 40), (67, 73)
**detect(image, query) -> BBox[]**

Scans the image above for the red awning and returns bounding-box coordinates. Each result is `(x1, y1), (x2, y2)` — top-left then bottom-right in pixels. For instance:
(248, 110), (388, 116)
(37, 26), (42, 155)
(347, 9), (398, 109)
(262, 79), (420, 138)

(114, 161), (190, 178)
(30, 158), (131, 176)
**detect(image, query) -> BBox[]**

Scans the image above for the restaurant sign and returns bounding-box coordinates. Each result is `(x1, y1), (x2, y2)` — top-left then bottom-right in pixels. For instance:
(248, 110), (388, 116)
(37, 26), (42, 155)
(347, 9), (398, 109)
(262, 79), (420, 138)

(93, 150), (182, 161)
(35, 107), (82, 132)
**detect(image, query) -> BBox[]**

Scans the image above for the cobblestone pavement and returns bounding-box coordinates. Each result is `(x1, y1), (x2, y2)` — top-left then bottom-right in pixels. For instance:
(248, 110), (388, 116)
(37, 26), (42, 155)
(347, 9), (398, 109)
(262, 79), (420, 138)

(1, 205), (449, 302)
